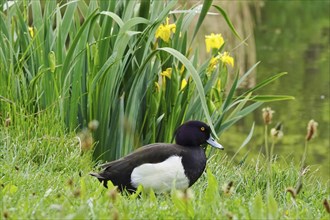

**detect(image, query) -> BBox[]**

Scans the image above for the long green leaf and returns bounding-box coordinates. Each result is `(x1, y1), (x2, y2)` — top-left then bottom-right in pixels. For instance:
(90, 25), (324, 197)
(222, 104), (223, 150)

(251, 95), (295, 102)
(217, 102), (262, 133)
(212, 4), (242, 40)
(221, 72), (239, 113)
(31, 1), (43, 29)
(61, 10), (98, 127)
(237, 61), (260, 86)
(235, 102), (263, 118)
(158, 47), (217, 138)
(59, 1), (78, 47)
(100, 11), (125, 27)
(230, 122), (255, 163)
(191, 0), (213, 42)
(227, 92), (252, 120)
(219, 115), (243, 134)
(61, 10), (98, 79)
(242, 72), (288, 96)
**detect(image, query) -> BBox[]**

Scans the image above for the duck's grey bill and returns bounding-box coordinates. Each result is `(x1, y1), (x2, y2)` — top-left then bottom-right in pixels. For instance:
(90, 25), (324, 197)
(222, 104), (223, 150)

(206, 136), (224, 150)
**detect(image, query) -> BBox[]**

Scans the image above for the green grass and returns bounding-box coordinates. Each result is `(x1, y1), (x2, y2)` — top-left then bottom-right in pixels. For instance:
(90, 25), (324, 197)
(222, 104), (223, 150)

(1, 111), (329, 219)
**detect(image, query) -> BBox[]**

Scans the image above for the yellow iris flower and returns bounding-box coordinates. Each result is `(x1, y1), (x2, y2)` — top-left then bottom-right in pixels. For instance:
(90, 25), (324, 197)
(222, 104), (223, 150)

(205, 33), (224, 53)
(161, 68), (172, 79)
(155, 17), (176, 43)
(219, 51), (234, 67)
(180, 78), (187, 90)
(207, 56), (220, 73)
(28, 27), (34, 38)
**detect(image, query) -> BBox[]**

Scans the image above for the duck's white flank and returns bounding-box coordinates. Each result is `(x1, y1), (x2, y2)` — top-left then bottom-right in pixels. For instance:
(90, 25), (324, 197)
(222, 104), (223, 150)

(130, 155), (189, 193)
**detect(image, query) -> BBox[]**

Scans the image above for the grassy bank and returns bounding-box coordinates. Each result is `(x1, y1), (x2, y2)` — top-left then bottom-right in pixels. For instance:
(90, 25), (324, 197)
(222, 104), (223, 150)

(1, 112), (329, 219)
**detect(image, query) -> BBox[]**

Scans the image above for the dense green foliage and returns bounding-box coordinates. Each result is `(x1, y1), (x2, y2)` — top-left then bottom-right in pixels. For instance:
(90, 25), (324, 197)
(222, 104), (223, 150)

(1, 113), (329, 219)
(0, 0), (292, 162)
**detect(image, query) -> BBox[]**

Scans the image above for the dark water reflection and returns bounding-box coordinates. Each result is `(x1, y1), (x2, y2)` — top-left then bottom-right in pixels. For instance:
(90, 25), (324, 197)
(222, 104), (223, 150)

(222, 1), (330, 181)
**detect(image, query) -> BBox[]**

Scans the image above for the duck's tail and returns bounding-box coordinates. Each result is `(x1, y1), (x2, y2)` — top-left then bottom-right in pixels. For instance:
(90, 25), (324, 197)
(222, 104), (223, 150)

(89, 172), (108, 188)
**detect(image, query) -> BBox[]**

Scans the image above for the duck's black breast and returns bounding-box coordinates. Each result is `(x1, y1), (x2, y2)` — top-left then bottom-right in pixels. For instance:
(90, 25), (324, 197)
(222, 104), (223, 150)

(180, 146), (207, 187)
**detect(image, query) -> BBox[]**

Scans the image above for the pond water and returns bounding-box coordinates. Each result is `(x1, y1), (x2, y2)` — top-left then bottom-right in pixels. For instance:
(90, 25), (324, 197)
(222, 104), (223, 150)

(222, 1), (330, 182)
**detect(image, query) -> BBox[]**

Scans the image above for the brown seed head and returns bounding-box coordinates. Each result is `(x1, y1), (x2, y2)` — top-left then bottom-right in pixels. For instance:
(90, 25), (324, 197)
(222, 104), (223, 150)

(112, 208), (119, 220)
(176, 189), (194, 202)
(226, 181), (234, 194)
(262, 107), (275, 125)
(226, 212), (234, 220)
(3, 211), (9, 219)
(73, 189), (81, 198)
(88, 120), (99, 131)
(270, 122), (284, 140)
(286, 187), (296, 199)
(67, 178), (73, 187)
(300, 166), (310, 176)
(78, 129), (94, 152)
(5, 117), (11, 127)
(323, 199), (330, 213)
(108, 187), (118, 203)
(183, 188), (194, 201)
(306, 119), (318, 141)
(222, 181), (234, 196)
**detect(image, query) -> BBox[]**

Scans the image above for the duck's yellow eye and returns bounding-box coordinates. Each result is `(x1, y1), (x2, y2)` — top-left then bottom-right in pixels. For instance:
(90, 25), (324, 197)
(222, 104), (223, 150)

(201, 127), (205, 131)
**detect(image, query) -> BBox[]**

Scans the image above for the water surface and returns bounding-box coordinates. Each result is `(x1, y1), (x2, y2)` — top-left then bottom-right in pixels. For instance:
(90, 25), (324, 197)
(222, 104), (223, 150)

(222, 1), (329, 181)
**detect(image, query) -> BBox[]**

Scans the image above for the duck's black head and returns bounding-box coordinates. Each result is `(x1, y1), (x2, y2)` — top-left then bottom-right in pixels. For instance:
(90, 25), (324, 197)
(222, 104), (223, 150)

(175, 120), (224, 149)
